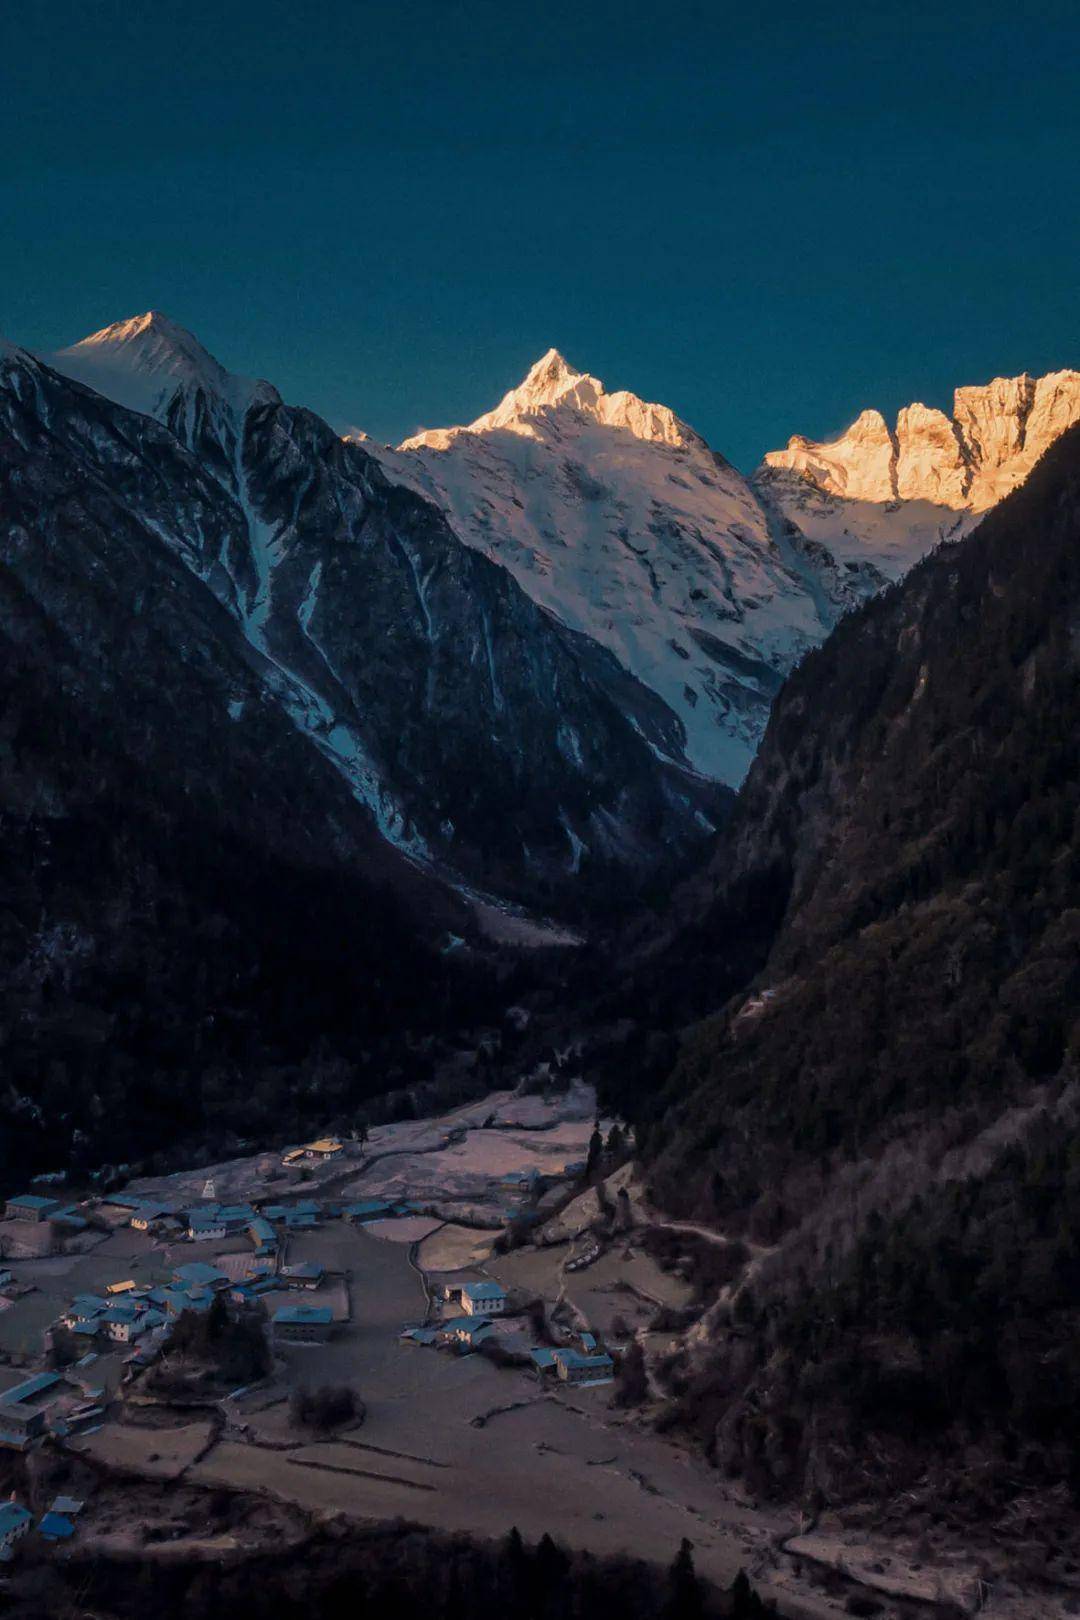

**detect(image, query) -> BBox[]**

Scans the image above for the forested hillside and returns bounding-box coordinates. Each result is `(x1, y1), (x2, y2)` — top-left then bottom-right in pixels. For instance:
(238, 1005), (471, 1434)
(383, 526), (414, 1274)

(608, 423), (1080, 1505)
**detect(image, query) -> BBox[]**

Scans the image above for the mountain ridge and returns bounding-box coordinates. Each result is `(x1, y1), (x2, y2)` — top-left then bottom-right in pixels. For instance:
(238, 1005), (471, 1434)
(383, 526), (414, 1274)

(368, 349), (881, 784)
(763, 367), (1080, 509)
(41, 318), (723, 912)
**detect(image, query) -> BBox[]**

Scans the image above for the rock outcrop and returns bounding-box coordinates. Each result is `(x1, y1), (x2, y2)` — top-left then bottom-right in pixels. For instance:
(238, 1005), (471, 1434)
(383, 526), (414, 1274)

(762, 366), (1080, 512)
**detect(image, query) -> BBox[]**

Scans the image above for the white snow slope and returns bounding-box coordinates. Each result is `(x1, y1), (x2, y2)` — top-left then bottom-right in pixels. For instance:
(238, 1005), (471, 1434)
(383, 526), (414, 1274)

(365, 350), (859, 786)
(49, 311), (275, 425)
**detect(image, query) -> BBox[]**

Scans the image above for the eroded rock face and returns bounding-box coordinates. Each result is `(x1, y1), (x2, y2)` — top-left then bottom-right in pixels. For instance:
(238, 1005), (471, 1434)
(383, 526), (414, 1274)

(895, 403), (967, 505)
(763, 408), (897, 503)
(762, 367), (1080, 513)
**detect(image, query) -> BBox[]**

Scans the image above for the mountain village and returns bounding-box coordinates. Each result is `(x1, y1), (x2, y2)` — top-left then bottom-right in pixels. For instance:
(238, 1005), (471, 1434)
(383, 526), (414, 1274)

(0, 1083), (699, 1578)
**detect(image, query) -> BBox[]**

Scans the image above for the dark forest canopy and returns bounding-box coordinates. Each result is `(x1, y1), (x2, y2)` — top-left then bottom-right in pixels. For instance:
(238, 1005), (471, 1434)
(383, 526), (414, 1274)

(592, 424), (1080, 1503)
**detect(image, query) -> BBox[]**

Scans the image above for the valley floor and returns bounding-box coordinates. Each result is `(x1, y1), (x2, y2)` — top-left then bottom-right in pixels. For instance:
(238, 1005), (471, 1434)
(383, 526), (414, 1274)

(0, 1084), (1069, 1619)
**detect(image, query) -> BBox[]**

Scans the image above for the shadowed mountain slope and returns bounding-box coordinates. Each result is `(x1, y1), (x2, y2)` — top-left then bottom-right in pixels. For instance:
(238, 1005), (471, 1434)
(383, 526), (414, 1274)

(604, 423), (1080, 1505)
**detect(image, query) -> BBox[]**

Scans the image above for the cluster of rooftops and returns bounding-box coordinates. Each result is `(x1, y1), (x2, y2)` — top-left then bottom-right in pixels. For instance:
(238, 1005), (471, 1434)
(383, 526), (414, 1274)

(0, 1362), (106, 1449)
(0, 1494), (84, 1557)
(91, 1190), (424, 1236)
(401, 1279), (616, 1384)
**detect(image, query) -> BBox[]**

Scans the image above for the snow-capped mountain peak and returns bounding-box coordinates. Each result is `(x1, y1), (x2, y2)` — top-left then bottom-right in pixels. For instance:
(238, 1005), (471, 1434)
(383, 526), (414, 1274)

(368, 352), (845, 785)
(502, 346), (583, 409)
(402, 349), (702, 453)
(48, 311), (275, 422)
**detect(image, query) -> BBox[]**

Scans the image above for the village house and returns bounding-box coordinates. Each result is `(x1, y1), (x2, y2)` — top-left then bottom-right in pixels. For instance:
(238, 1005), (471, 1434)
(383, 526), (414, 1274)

(98, 1192), (145, 1220)
(129, 1200), (178, 1232)
(4, 1194), (61, 1223)
(0, 1502), (32, 1558)
(159, 1286), (213, 1316)
(400, 1324), (439, 1346)
(342, 1198), (393, 1222)
(305, 1138), (345, 1162)
(70, 1319), (103, 1344)
(461, 1280), (507, 1316)
(553, 1348), (615, 1386)
(49, 1495), (84, 1518)
(247, 1217), (277, 1256)
(0, 1404), (45, 1447)
(62, 1294), (111, 1328)
(229, 1275), (277, 1307)
(281, 1261), (324, 1289)
(272, 1304), (333, 1344)
(172, 1261), (229, 1292)
(101, 1304), (157, 1344)
(0, 1371), (65, 1446)
(438, 1316), (495, 1350)
(282, 1139), (344, 1168)
(37, 1511), (75, 1542)
(262, 1200), (321, 1228)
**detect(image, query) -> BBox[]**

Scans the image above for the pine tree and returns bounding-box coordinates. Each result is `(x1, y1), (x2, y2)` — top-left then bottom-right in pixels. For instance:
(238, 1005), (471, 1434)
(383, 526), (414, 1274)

(664, 1538), (703, 1620)
(586, 1124), (603, 1183)
(502, 1526), (529, 1604)
(731, 1568), (765, 1617)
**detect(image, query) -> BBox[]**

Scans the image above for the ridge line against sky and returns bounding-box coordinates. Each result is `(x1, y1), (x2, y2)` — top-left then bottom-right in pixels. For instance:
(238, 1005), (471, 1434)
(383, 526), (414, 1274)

(2, 0), (1078, 470)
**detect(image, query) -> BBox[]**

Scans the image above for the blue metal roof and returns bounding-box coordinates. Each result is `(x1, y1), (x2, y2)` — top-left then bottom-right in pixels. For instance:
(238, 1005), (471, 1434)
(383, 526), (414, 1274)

(37, 1511), (75, 1540)
(103, 1304), (138, 1323)
(161, 1288), (213, 1315)
(555, 1348), (614, 1370)
(529, 1347), (558, 1368)
(70, 1294), (111, 1315)
(462, 1280), (506, 1300)
(5, 1193), (59, 1212)
(273, 1304), (332, 1325)
(400, 1326), (439, 1344)
(0, 1371), (61, 1406)
(173, 1262), (227, 1286)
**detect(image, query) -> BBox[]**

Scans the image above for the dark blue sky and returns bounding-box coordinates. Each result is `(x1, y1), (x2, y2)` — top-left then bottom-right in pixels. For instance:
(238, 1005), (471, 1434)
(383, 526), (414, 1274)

(3, 0), (1078, 468)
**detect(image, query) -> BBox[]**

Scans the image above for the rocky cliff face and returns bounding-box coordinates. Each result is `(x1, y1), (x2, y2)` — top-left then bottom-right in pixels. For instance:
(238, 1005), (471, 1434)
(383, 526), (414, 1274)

(367, 350), (881, 786)
(46, 316), (722, 911)
(759, 368), (1080, 568)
